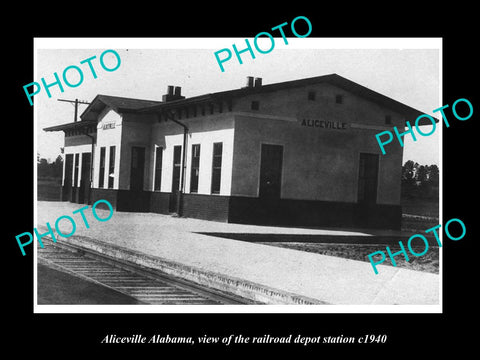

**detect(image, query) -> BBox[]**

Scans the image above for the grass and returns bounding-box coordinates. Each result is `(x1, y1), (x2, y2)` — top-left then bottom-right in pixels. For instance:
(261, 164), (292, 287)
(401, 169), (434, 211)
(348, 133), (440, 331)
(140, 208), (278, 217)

(401, 196), (439, 218)
(401, 196), (439, 233)
(37, 177), (62, 201)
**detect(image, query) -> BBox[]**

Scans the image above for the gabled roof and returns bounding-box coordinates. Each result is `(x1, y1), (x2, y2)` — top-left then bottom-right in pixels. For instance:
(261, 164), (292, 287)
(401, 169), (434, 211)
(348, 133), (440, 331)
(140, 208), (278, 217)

(139, 73), (436, 124)
(44, 74), (437, 133)
(44, 95), (163, 132)
(80, 94), (162, 121)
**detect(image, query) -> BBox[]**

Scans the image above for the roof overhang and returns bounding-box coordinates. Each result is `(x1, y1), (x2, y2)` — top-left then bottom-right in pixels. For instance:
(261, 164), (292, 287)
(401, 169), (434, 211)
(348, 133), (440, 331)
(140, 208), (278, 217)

(43, 120), (97, 132)
(42, 74), (437, 131)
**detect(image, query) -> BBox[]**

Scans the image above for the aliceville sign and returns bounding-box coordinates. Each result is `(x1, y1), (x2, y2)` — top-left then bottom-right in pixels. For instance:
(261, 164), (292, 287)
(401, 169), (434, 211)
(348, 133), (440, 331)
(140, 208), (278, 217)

(301, 118), (347, 130)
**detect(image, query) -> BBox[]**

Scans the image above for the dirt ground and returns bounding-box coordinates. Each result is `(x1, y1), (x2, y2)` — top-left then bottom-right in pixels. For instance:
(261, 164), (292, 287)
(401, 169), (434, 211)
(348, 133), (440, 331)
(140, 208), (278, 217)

(255, 206), (441, 275)
(258, 242), (439, 274)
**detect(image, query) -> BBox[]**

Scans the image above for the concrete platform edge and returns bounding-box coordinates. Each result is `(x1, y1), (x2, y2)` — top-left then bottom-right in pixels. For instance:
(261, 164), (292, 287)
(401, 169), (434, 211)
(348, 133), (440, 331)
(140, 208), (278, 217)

(52, 235), (329, 305)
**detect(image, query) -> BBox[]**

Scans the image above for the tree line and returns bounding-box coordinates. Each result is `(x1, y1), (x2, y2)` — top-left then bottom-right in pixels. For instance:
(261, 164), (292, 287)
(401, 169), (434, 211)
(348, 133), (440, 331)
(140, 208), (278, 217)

(37, 153), (63, 179)
(402, 160), (439, 198)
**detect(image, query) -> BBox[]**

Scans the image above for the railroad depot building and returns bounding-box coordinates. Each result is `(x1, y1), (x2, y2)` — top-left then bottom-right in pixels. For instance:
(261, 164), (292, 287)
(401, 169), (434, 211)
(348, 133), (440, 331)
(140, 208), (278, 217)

(44, 74), (428, 229)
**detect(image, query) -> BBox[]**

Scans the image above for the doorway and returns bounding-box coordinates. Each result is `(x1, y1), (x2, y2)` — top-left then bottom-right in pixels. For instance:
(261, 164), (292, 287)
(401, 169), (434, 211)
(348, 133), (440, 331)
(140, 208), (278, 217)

(79, 153), (91, 204)
(130, 146), (145, 191)
(169, 145), (182, 212)
(259, 144), (283, 199)
(358, 153), (379, 204)
(64, 154), (73, 201)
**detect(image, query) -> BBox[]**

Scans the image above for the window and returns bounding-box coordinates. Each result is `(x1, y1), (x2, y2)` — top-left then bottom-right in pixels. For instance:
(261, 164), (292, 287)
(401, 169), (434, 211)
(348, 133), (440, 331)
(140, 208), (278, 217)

(308, 91), (316, 101)
(190, 144), (201, 193)
(211, 142), (223, 194)
(385, 115), (392, 125)
(154, 147), (163, 191)
(74, 153), (79, 187)
(251, 100), (260, 110)
(335, 94), (343, 104)
(99, 147), (106, 188)
(108, 146), (115, 189)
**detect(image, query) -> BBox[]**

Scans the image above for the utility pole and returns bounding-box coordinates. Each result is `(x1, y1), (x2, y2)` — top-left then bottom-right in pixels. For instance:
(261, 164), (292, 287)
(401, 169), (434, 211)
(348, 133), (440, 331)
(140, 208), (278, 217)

(57, 98), (93, 204)
(57, 98), (91, 122)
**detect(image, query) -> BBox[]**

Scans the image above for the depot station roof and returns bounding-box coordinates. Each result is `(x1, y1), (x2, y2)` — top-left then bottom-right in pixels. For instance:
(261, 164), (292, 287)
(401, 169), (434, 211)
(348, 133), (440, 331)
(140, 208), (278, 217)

(44, 73), (437, 133)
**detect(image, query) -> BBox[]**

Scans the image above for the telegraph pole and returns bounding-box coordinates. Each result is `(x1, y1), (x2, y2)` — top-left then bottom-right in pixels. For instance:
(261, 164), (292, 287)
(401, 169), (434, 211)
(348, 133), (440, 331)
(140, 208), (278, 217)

(57, 98), (91, 122)
(57, 98), (93, 204)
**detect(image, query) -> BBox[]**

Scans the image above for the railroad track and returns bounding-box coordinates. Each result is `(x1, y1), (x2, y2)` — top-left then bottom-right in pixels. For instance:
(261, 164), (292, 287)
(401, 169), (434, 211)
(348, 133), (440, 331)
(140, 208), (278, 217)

(37, 241), (249, 305)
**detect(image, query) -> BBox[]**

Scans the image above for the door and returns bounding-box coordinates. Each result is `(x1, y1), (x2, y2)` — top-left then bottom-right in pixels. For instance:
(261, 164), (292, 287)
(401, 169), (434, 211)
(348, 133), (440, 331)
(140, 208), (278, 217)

(130, 146), (145, 191)
(358, 153), (379, 204)
(169, 145), (182, 212)
(259, 144), (283, 199)
(72, 153), (79, 202)
(63, 154), (73, 201)
(79, 153), (91, 204)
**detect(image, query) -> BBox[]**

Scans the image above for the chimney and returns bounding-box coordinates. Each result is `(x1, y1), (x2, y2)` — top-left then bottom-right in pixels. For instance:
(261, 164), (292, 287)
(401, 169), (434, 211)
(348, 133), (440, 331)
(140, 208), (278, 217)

(254, 77), (262, 87)
(246, 76), (254, 88)
(163, 85), (185, 102)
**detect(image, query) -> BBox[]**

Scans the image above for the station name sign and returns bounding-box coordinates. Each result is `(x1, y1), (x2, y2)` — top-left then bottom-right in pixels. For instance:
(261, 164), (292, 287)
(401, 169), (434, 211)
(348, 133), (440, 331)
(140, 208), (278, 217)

(301, 118), (347, 130)
(102, 122), (115, 130)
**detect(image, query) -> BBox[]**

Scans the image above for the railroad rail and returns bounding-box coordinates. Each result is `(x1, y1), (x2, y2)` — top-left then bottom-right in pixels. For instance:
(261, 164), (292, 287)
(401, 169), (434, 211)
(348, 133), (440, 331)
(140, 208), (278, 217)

(37, 241), (251, 305)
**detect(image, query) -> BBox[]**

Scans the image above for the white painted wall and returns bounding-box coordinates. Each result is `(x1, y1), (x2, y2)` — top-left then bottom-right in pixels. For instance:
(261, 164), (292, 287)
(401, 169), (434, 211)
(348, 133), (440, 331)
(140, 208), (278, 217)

(94, 108), (122, 189)
(120, 114), (154, 190)
(151, 113), (235, 196)
(184, 129), (234, 196)
(230, 84), (404, 205)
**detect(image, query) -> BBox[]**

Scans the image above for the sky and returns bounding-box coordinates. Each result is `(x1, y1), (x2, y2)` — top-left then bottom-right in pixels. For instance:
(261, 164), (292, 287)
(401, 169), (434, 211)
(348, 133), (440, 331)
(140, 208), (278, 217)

(35, 38), (441, 166)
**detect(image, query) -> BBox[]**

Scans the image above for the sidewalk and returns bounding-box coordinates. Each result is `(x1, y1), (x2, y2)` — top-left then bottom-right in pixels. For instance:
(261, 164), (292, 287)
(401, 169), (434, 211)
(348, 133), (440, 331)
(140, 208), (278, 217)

(35, 201), (440, 305)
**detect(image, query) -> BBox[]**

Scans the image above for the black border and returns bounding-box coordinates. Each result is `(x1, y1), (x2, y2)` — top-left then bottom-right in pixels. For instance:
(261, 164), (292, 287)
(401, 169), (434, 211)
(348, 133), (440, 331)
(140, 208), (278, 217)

(8, 6), (478, 355)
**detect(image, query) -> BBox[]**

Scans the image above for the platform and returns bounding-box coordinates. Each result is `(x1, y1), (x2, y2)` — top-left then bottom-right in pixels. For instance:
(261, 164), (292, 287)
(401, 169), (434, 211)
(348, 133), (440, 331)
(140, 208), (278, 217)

(35, 201), (440, 306)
